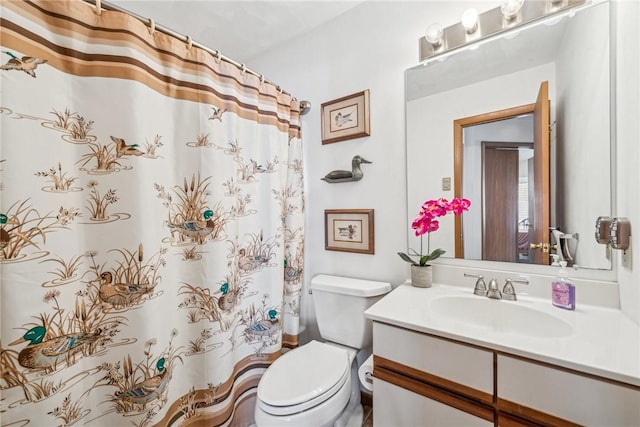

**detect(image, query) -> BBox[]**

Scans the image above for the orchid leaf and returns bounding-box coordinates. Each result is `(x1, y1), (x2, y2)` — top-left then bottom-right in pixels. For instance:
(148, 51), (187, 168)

(397, 252), (418, 266)
(429, 248), (446, 259)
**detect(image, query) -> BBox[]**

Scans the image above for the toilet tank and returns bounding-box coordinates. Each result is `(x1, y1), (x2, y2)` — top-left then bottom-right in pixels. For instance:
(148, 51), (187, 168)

(311, 274), (391, 349)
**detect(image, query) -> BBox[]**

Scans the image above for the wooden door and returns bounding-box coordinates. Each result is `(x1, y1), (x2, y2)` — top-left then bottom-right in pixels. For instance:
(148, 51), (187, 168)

(482, 145), (519, 262)
(531, 81), (551, 265)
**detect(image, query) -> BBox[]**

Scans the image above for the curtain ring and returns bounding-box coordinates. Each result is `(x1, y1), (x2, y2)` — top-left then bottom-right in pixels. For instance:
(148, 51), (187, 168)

(186, 36), (193, 49)
(95, 0), (102, 15)
(259, 74), (265, 84)
(214, 50), (222, 64)
(148, 18), (156, 35)
(240, 64), (247, 75)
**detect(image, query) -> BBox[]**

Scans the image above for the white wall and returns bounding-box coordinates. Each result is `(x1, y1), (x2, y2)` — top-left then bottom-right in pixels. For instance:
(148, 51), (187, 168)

(251, 0), (640, 333)
(556, 3), (611, 270)
(615, 0), (640, 324)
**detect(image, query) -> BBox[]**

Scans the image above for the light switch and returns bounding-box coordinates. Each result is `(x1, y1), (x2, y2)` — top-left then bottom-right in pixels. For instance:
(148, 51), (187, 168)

(442, 177), (451, 191)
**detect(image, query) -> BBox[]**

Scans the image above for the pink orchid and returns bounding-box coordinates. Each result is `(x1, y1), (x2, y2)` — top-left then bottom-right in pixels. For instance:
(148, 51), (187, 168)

(421, 199), (448, 217)
(447, 198), (471, 215)
(412, 215), (439, 236)
(399, 197), (471, 266)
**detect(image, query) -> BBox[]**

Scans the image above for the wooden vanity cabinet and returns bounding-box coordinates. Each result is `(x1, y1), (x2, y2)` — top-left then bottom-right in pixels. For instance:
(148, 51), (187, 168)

(372, 322), (640, 427)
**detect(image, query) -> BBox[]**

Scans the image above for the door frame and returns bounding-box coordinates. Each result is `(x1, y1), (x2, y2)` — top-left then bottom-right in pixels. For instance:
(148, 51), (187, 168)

(453, 104), (535, 258)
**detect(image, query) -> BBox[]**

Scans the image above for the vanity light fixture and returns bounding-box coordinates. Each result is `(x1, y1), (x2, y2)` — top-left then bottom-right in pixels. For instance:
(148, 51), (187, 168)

(425, 23), (444, 48)
(500, 0), (524, 21)
(461, 8), (479, 34)
(419, 0), (585, 62)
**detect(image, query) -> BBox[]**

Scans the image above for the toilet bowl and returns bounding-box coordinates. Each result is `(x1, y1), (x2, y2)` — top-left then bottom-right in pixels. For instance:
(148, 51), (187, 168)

(254, 340), (357, 427)
(254, 274), (391, 427)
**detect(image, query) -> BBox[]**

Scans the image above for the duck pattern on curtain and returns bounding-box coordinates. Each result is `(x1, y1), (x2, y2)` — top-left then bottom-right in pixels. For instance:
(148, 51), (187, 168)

(0, 1), (304, 426)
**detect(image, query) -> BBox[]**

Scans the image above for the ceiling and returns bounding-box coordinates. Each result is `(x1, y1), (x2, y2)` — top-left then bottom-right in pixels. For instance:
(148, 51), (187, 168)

(109, 1), (366, 65)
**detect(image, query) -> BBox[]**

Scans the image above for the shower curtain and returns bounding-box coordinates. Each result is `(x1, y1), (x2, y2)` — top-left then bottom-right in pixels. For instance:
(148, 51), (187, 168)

(0, 1), (304, 426)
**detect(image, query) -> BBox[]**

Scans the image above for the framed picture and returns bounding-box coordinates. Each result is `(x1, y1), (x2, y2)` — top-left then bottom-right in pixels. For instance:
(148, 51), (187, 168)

(321, 90), (370, 144)
(324, 209), (374, 254)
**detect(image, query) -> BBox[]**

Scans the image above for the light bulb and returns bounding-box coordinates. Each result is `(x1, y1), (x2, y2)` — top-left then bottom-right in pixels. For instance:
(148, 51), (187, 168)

(461, 8), (479, 34)
(425, 23), (444, 47)
(500, 0), (524, 20)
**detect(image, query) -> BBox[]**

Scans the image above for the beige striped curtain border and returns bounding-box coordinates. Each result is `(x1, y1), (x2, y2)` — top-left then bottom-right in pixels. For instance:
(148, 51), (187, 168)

(152, 353), (280, 427)
(1, 0), (301, 136)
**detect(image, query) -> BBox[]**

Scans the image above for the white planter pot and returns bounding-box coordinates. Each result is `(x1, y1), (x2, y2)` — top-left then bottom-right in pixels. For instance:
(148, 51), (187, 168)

(411, 265), (433, 288)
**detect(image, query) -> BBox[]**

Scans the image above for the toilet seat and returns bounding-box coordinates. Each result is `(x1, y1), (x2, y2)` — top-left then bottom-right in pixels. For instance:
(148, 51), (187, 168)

(257, 340), (350, 416)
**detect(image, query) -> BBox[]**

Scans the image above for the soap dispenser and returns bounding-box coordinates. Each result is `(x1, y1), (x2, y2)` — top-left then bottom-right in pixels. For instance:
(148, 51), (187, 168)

(551, 261), (575, 310)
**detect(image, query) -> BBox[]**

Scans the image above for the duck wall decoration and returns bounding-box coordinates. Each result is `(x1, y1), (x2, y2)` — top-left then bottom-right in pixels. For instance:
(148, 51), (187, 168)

(321, 155), (372, 183)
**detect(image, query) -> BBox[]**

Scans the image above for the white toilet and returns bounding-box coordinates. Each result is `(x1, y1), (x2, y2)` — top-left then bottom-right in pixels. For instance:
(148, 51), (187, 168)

(254, 274), (391, 427)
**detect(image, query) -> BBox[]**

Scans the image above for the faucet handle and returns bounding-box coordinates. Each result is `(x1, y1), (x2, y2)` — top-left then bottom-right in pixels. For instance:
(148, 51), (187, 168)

(464, 273), (487, 296)
(502, 278), (529, 301)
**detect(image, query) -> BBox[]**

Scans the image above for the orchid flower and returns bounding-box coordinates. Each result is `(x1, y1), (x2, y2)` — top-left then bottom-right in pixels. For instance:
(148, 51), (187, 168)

(398, 197), (471, 266)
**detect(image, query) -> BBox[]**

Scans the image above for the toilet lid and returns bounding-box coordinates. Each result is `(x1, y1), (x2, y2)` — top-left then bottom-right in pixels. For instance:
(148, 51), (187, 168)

(257, 341), (350, 411)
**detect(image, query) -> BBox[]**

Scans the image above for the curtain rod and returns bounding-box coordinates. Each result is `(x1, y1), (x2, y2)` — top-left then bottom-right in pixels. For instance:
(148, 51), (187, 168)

(83, 0), (311, 114)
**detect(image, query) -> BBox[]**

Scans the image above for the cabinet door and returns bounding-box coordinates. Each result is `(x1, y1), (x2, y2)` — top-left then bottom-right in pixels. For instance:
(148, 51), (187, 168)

(373, 322), (493, 398)
(498, 355), (640, 426)
(374, 379), (493, 427)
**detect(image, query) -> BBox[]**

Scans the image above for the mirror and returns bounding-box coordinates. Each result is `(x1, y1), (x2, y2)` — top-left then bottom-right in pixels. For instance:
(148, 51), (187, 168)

(405, 1), (612, 271)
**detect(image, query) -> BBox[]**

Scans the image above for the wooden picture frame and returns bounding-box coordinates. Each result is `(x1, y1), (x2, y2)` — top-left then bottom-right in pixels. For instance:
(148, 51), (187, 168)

(321, 90), (371, 144)
(324, 209), (375, 254)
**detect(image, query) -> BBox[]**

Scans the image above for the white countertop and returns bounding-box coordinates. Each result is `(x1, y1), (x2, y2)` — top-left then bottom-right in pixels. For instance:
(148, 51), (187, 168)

(365, 282), (640, 387)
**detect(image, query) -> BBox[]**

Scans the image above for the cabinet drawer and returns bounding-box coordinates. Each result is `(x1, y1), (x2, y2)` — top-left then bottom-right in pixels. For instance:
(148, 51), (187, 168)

(498, 355), (640, 426)
(374, 378), (493, 427)
(373, 322), (494, 396)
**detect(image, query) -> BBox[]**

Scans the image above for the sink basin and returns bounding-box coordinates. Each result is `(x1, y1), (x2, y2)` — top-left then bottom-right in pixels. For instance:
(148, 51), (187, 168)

(428, 295), (573, 338)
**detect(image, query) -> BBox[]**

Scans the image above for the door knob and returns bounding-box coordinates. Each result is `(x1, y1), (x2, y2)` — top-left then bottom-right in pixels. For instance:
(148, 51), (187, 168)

(530, 242), (551, 253)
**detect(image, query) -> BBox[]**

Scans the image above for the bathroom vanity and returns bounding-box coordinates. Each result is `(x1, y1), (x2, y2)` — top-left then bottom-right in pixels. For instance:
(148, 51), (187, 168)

(365, 283), (640, 426)
(389, 0), (640, 423)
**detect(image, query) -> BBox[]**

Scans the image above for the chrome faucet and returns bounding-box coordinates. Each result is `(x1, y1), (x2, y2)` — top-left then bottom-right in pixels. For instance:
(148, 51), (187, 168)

(465, 273), (530, 300)
(464, 273), (487, 296)
(486, 278), (502, 299)
(502, 278), (530, 301)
